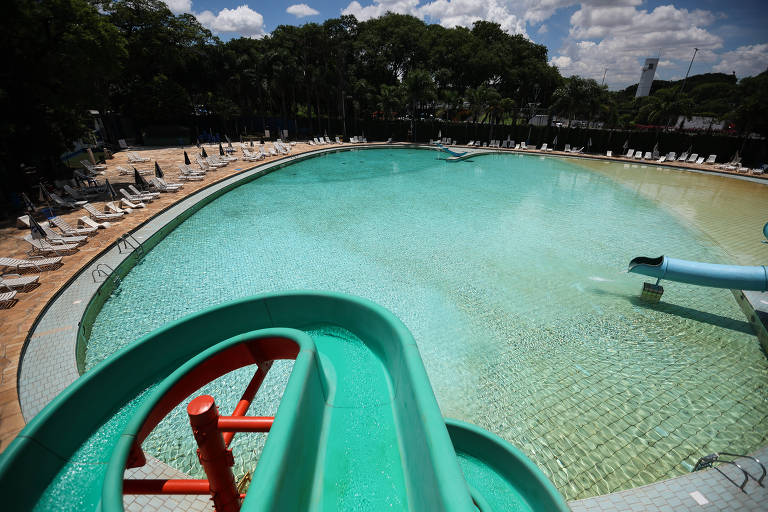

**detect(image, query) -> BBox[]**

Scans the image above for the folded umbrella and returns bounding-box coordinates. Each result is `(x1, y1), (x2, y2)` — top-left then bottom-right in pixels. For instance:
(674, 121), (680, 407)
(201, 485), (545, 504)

(155, 161), (164, 179)
(201, 147), (208, 158)
(21, 192), (36, 214)
(29, 215), (47, 240)
(134, 167), (150, 190)
(105, 179), (118, 201)
(184, 151), (191, 165)
(219, 143), (225, 156)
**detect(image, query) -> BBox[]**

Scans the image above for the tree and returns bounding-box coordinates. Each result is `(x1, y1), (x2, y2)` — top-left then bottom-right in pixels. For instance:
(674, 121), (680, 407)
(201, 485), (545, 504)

(0, 0), (125, 188)
(378, 85), (404, 120)
(549, 76), (605, 127)
(402, 69), (436, 140)
(733, 70), (768, 136)
(635, 88), (694, 129)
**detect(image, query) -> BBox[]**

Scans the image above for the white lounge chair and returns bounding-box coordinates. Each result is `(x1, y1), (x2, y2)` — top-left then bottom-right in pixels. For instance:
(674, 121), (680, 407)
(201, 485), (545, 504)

(120, 188), (151, 203)
(540, 143), (548, 151)
(634, 151), (643, 159)
(126, 184), (158, 199)
(677, 153), (688, 161)
(105, 201), (129, 215)
(666, 152), (676, 161)
(83, 203), (123, 221)
(127, 152), (150, 163)
(0, 274), (39, 292)
(81, 160), (106, 174)
(201, 156), (224, 169)
(63, 184), (99, 202)
(606, 150), (612, 157)
(121, 198), (146, 209)
(42, 224), (88, 245)
(78, 216), (110, 229)
(695, 157), (705, 164)
(0, 291), (17, 309)
(643, 152), (652, 160)
(656, 156), (667, 163)
(117, 166), (152, 176)
(625, 149), (634, 158)
(177, 165), (205, 181)
(118, 139), (129, 149)
(159, 177), (183, 189)
(49, 192), (86, 209)
(50, 217), (97, 236)
(24, 235), (78, 255)
(704, 154), (717, 165)
(150, 177), (182, 192)
(0, 256), (62, 273)
(686, 154), (699, 163)
(206, 155), (228, 167)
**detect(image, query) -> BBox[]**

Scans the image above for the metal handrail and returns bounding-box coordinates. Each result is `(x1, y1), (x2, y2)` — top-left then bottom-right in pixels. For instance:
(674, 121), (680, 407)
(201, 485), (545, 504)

(91, 263), (121, 288)
(117, 233), (144, 259)
(692, 452), (766, 492)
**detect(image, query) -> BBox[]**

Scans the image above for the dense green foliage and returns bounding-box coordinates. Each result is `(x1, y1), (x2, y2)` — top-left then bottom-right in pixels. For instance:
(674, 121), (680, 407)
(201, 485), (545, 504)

(1, 0), (766, 192)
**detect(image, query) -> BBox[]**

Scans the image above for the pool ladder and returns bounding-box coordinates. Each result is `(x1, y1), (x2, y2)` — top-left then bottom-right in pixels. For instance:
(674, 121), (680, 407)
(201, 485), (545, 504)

(117, 233), (144, 259)
(92, 263), (121, 288)
(692, 452), (766, 493)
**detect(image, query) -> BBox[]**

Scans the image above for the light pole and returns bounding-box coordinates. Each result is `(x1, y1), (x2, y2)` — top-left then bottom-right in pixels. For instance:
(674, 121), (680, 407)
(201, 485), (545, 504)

(601, 68), (608, 86)
(678, 47), (699, 96)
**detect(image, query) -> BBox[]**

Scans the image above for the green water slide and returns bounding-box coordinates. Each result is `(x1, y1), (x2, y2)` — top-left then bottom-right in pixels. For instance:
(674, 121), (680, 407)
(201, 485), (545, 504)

(0, 292), (569, 511)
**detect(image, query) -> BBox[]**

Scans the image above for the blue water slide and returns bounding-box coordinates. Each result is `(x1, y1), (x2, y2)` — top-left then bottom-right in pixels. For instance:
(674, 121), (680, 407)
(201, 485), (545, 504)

(435, 143), (468, 158)
(628, 256), (768, 292)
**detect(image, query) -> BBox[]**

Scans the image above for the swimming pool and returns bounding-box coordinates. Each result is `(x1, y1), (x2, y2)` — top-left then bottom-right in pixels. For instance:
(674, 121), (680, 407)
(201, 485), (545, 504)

(85, 148), (768, 499)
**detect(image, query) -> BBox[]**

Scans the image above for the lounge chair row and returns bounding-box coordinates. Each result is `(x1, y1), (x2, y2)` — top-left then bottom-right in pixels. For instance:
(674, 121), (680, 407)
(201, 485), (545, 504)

(613, 150), (718, 165)
(308, 136), (340, 146)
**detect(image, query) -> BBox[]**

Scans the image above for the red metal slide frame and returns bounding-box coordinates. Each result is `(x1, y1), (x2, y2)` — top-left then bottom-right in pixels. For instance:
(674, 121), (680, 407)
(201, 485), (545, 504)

(122, 336), (300, 511)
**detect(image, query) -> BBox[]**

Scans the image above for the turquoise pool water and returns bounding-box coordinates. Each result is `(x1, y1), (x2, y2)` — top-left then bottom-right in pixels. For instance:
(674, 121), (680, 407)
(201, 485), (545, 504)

(86, 148), (768, 499)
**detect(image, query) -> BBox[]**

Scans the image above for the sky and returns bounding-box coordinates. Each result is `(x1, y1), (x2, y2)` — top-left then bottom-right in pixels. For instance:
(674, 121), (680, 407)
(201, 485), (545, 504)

(164, 0), (768, 90)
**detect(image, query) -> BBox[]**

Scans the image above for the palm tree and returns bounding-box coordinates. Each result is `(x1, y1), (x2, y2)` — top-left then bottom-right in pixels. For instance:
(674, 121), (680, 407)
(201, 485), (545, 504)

(499, 98), (516, 124)
(639, 89), (694, 130)
(550, 77), (583, 127)
(402, 69), (436, 141)
(378, 84), (403, 120)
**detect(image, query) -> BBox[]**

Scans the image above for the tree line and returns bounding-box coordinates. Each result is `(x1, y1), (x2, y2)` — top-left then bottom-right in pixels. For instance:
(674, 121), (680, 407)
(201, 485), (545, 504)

(2, 0), (766, 192)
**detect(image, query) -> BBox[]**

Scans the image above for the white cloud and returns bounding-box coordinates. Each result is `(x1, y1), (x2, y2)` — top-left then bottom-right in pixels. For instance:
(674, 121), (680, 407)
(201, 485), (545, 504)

(196, 5), (266, 38)
(341, 0), (528, 36)
(338, 0), (646, 38)
(286, 3), (320, 18)
(419, 0), (527, 35)
(342, 0), (420, 20)
(537, 24), (548, 35)
(164, 0), (192, 14)
(550, 3), (723, 88)
(712, 43), (768, 78)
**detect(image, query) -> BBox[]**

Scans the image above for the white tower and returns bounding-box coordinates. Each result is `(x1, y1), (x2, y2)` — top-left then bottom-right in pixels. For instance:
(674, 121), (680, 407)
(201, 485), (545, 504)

(635, 58), (659, 97)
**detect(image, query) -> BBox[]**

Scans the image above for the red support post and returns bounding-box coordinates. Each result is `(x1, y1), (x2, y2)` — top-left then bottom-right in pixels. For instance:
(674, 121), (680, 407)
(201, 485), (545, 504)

(219, 416), (274, 432)
(187, 395), (241, 512)
(123, 479), (211, 495)
(223, 362), (272, 447)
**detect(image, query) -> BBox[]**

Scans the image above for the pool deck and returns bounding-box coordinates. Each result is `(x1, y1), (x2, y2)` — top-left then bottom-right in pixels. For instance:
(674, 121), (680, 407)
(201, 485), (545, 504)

(0, 141), (766, 510)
